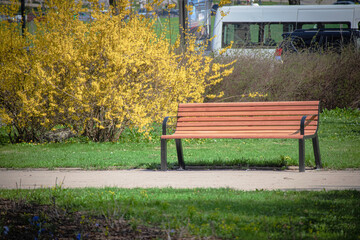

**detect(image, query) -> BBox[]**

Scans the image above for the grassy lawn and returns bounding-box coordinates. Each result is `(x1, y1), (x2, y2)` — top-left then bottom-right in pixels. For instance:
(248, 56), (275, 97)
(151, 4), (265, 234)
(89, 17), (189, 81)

(0, 188), (359, 238)
(154, 16), (180, 45)
(0, 108), (359, 170)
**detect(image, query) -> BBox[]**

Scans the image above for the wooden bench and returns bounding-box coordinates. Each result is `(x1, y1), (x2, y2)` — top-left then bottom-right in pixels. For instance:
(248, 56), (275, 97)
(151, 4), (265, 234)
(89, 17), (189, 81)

(161, 101), (322, 172)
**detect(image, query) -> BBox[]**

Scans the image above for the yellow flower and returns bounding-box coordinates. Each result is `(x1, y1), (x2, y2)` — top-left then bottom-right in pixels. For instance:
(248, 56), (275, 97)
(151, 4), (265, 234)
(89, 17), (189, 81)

(168, 4), (176, 9)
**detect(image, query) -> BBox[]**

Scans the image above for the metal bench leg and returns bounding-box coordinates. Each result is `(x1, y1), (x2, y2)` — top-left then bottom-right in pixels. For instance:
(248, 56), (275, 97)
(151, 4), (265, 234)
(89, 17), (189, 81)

(175, 139), (185, 170)
(299, 139), (305, 172)
(312, 135), (322, 169)
(161, 139), (168, 171)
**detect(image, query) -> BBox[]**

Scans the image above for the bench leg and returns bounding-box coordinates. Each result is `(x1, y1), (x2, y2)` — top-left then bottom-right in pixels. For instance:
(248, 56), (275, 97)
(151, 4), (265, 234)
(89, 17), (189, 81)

(175, 139), (185, 170)
(312, 135), (322, 169)
(299, 139), (305, 172)
(161, 139), (168, 171)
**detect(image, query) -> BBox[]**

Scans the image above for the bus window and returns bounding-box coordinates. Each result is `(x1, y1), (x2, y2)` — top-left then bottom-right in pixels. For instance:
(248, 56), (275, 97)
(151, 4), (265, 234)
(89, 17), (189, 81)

(249, 24), (260, 44)
(324, 23), (350, 29)
(298, 22), (350, 30)
(283, 23), (295, 33)
(222, 23), (235, 48)
(222, 22), (296, 48)
(263, 23), (295, 46)
(222, 23), (253, 48)
(300, 23), (318, 29)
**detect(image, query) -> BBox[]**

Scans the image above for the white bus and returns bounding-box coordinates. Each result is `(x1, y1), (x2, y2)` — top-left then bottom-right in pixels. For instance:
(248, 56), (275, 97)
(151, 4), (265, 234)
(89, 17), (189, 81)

(211, 5), (360, 56)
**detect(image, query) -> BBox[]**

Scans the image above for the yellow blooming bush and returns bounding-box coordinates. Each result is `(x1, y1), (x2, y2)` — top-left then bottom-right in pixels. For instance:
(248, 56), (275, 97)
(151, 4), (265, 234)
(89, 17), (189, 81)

(0, 0), (233, 142)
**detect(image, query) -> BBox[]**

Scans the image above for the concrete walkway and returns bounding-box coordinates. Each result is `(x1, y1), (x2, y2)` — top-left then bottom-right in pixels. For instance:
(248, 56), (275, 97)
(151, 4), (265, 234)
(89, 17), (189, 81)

(1, 169), (359, 191)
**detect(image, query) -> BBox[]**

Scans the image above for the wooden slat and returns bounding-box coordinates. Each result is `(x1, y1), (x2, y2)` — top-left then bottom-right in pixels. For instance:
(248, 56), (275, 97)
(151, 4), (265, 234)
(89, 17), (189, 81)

(176, 126), (317, 131)
(177, 116), (318, 122)
(177, 121), (317, 127)
(179, 101), (319, 108)
(178, 110), (319, 117)
(174, 128), (317, 133)
(175, 131), (298, 134)
(162, 133), (305, 139)
(178, 106), (319, 112)
(174, 130), (317, 135)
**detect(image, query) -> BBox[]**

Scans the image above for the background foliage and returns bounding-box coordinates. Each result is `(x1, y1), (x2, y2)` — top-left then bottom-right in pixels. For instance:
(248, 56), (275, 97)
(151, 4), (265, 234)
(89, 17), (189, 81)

(208, 47), (360, 110)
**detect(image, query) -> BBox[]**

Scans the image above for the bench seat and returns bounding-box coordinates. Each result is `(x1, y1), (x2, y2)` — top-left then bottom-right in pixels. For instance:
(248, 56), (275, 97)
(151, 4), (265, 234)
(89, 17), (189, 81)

(160, 101), (322, 172)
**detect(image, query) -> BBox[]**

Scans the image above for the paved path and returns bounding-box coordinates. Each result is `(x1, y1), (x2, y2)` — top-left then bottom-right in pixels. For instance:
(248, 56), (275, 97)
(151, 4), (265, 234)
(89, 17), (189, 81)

(1, 169), (359, 191)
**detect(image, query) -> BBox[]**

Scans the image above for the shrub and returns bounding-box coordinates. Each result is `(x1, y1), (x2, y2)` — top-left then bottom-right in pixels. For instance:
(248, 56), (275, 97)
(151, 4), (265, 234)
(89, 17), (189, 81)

(0, 0), (233, 142)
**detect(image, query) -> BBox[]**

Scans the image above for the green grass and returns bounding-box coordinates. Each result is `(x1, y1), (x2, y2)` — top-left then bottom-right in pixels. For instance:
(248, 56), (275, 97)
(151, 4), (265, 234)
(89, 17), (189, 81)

(0, 108), (359, 170)
(153, 16), (216, 46)
(154, 16), (180, 45)
(0, 188), (359, 239)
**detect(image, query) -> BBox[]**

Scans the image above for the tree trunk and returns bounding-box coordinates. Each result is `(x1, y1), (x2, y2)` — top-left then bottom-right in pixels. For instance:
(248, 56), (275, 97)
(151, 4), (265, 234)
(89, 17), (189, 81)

(109, 0), (119, 15)
(21, 0), (26, 36)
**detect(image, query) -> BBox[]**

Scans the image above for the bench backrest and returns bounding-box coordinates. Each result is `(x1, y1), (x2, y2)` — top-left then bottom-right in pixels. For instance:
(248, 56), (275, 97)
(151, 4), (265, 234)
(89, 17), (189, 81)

(174, 101), (320, 137)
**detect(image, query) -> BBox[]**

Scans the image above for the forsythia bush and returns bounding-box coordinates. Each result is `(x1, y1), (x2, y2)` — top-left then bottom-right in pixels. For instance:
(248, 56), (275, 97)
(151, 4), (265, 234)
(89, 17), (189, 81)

(0, 0), (233, 142)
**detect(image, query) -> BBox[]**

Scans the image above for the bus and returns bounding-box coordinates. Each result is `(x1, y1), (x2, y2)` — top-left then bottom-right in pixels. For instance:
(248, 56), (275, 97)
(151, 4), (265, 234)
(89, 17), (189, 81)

(211, 5), (360, 56)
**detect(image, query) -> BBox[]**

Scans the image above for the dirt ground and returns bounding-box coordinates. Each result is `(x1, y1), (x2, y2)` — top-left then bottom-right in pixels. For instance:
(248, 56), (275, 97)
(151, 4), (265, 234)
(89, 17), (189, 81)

(0, 198), (168, 239)
(1, 168), (360, 191)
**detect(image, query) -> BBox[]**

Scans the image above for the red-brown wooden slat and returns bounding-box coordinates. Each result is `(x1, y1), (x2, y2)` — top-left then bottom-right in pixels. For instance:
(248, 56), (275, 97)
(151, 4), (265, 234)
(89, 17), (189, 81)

(176, 121), (317, 127)
(176, 126), (317, 131)
(162, 134), (304, 139)
(175, 131), (298, 134)
(177, 122), (317, 127)
(177, 116), (318, 122)
(173, 130), (317, 135)
(179, 101), (319, 108)
(164, 129), (316, 136)
(178, 106), (319, 112)
(178, 110), (318, 117)
(174, 128), (317, 133)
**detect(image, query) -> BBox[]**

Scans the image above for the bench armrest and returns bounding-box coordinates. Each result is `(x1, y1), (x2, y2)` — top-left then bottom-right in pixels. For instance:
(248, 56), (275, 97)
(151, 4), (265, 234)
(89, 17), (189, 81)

(300, 114), (318, 135)
(162, 116), (176, 136)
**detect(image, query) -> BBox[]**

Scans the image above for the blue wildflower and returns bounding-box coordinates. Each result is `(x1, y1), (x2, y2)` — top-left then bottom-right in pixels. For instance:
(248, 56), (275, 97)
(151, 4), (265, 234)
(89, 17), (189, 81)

(3, 226), (9, 235)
